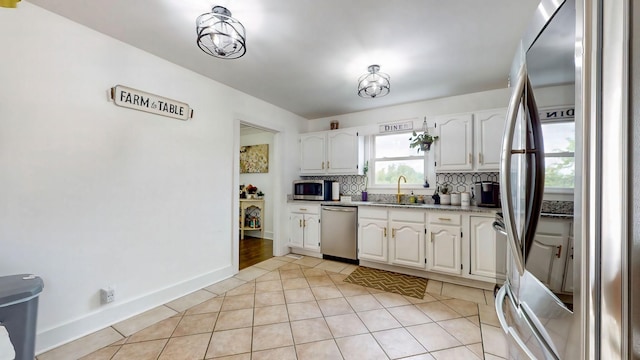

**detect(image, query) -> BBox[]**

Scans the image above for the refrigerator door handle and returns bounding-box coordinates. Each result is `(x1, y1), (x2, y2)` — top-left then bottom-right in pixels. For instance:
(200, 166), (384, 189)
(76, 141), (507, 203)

(500, 63), (527, 276)
(495, 285), (540, 360)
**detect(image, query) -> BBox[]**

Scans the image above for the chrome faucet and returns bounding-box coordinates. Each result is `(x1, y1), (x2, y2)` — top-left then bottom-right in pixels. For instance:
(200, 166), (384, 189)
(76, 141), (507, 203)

(397, 175), (407, 203)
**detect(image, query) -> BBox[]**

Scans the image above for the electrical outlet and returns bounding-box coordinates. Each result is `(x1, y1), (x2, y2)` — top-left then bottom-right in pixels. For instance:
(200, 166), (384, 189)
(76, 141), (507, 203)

(100, 286), (115, 304)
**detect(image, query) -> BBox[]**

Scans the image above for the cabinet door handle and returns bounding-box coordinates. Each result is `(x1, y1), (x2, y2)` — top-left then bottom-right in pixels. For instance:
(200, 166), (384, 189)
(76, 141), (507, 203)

(327, 161), (330, 169)
(438, 217), (451, 221)
(303, 219), (307, 227)
(384, 227), (387, 237)
(556, 245), (562, 258)
(299, 219), (303, 228)
(479, 153), (484, 164)
(392, 228), (396, 238)
(322, 161), (325, 169)
(468, 153), (473, 164)
(299, 208), (307, 211)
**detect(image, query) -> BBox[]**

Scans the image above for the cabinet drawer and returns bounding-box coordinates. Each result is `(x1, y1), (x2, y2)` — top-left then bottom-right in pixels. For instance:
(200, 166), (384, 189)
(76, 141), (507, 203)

(389, 209), (425, 223)
(288, 204), (320, 215)
(358, 207), (387, 220)
(428, 212), (461, 226)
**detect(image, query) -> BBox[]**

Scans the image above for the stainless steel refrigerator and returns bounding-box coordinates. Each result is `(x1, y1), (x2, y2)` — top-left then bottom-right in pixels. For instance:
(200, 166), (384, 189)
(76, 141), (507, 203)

(495, 0), (637, 358)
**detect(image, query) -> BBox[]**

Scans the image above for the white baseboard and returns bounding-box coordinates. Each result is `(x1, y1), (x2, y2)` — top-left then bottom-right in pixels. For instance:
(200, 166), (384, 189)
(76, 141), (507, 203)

(35, 265), (235, 354)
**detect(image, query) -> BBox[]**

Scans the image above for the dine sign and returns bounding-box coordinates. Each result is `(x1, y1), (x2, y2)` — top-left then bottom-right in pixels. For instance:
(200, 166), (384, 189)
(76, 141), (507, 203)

(110, 85), (193, 121)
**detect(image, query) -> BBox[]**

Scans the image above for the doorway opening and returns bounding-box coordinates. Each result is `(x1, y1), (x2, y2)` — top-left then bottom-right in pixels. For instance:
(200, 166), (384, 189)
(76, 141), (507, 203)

(238, 123), (276, 269)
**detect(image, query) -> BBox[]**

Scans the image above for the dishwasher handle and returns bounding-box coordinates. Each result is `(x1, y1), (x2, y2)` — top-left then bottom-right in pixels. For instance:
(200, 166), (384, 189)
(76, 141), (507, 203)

(322, 206), (357, 212)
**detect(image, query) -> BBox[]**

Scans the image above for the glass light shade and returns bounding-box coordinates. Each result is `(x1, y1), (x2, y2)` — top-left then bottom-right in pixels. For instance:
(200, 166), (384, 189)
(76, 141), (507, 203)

(196, 6), (246, 59)
(358, 65), (390, 98)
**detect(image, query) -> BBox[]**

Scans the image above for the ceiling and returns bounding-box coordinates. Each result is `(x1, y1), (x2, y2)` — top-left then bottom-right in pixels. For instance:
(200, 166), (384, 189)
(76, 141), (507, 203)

(27, 0), (541, 119)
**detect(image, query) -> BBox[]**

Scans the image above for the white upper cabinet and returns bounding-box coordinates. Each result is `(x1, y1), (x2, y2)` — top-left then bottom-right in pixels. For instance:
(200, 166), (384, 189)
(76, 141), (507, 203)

(434, 109), (506, 172)
(474, 109), (507, 171)
(434, 113), (474, 171)
(300, 129), (363, 175)
(300, 133), (326, 173)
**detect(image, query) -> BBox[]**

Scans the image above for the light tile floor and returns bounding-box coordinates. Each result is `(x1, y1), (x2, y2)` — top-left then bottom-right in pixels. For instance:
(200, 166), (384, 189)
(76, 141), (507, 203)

(37, 255), (509, 360)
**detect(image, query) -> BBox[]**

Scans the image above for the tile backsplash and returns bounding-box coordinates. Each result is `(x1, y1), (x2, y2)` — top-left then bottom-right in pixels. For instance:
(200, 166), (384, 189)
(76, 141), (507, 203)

(435, 172), (499, 193)
(300, 173), (574, 215)
(302, 172), (499, 196)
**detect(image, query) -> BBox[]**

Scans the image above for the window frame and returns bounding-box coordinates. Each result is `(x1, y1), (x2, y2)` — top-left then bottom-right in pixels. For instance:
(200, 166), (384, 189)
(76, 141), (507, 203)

(541, 118), (575, 194)
(367, 131), (434, 190)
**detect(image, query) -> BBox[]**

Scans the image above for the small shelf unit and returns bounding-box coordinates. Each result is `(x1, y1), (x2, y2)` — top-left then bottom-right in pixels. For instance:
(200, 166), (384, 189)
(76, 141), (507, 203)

(240, 199), (265, 239)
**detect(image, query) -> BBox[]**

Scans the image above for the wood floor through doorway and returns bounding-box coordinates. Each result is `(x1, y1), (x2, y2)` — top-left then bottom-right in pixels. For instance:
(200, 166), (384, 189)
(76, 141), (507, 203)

(239, 236), (273, 270)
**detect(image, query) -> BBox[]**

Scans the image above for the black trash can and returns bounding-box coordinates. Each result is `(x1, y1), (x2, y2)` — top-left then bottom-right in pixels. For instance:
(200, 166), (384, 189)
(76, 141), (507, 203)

(0, 274), (44, 360)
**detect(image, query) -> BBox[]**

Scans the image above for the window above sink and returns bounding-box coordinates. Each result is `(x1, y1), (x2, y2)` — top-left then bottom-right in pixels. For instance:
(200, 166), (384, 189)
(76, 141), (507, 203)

(368, 131), (435, 190)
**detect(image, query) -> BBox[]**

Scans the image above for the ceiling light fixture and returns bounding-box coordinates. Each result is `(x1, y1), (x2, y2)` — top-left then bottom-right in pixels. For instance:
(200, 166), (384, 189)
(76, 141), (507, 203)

(357, 65), (390, 98)
(196, 6), (246, 59)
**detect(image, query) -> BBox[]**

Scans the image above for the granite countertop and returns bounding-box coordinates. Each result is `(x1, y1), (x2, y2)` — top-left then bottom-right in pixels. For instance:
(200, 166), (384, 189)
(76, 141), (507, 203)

(288, 199), (574, 218)
(289, 200), (498, 214)
(540, 212), (573, 219)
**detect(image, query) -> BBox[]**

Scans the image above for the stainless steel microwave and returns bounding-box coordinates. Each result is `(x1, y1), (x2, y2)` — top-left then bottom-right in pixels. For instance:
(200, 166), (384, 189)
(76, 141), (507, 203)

(293, 180), (332, 201)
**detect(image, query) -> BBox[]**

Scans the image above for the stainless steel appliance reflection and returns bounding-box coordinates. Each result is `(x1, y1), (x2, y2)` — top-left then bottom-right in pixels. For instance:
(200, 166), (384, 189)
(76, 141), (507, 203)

(494, 0), (576, 358)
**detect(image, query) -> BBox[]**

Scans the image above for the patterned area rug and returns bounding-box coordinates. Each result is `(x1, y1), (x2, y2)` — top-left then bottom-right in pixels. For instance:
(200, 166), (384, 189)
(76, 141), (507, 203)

(344, 266), (428, 299)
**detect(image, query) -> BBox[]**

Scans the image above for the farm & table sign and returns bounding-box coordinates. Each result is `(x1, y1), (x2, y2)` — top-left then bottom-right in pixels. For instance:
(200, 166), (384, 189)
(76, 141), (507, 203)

(110, 85), (193, 121)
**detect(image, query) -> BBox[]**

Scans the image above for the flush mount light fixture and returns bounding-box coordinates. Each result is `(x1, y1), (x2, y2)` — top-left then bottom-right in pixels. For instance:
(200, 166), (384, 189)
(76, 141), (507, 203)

(357, 65), (390, 98)
(196, 6), (246, 59)
(0, 0), (20, 8)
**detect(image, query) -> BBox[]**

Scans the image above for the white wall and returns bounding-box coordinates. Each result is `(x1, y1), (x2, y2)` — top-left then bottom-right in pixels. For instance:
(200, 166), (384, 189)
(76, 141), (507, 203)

(0, 3), (305, 353)
(307, 88), (513, 131)
(240, 132), (275, 239)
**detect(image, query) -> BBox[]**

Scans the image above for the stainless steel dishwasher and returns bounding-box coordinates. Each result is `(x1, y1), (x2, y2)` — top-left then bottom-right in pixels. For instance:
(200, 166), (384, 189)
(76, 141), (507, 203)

(320, 205), (358, 263)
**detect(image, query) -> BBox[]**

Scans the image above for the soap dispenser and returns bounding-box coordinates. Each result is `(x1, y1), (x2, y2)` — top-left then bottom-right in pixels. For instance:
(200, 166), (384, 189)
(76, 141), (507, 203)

(409, 191), (416, 204)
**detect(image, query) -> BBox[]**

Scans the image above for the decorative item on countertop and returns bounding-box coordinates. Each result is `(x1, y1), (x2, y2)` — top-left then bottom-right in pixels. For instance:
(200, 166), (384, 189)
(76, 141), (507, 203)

(362, 161), (369, 201)
(409, 117), (439, 153)
(432, 186), (441, 204)
(331, 181), (340, 201)
(451, 192), (461, 206)
(461, 192), (471, 207)
(440, 184), (451, 205)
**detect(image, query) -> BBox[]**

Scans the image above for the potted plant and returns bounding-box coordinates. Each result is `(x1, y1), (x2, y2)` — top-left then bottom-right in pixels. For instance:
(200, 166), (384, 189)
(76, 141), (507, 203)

(362, 161), (369, 201)
(440, 184), (451, 205)
(409, 131), (439, 152)
(245, 184), (258, 198)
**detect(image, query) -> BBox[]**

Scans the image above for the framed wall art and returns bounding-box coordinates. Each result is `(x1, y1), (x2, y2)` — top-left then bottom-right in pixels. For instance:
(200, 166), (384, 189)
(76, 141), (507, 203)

(240, 144), (269, 173)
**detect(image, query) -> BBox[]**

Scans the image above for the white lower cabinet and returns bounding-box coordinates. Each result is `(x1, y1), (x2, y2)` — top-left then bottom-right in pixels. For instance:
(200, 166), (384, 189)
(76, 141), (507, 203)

(389, 210), (426, 269)
(469, 216), (507, 281)
(288, 204), (321, 252)
(358, 208), (426, 269)
(358, 208), (389, 262)
(562, 235), (574, 293)
(427, 225), (461, 275)
(528, 218), (571, 293)
(357, 206), (508, 285)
